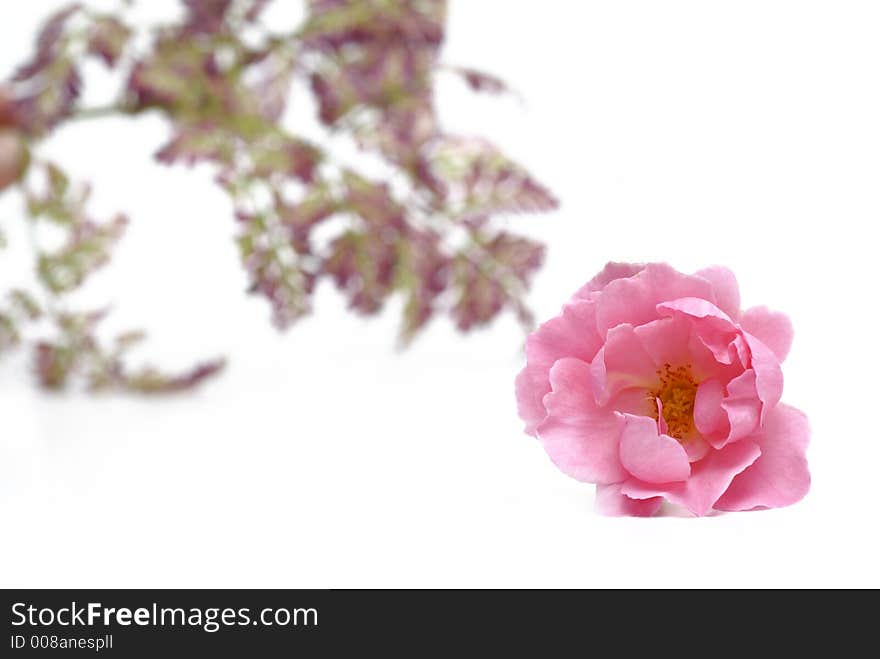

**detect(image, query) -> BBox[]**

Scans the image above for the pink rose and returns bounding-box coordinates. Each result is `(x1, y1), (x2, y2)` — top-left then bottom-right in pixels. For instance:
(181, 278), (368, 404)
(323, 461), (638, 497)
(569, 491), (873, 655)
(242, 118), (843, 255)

(515, 262), (810, 517)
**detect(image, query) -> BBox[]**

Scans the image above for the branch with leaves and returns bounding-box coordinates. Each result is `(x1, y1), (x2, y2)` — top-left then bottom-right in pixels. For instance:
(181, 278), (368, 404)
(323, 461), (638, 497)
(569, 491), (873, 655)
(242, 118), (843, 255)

(0, 0), (557, 393)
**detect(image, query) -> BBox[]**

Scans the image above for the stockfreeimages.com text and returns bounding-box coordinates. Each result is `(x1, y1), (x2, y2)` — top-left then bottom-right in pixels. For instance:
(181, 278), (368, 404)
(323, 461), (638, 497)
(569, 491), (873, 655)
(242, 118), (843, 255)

(11, 602), (317, 633)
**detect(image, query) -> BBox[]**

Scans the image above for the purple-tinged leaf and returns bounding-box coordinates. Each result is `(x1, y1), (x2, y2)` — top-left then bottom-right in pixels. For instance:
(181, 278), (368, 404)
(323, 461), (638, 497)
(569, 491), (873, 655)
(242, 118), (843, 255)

(324, 229), (397, 315)
(0, 128), (29, 191)
(181, 0), (233, 34)
(34, 308), (225, 393)
(87, 16), (132, 68)
(450, 257), (506, 332)
(155, 121), (237, 167)
(277, 185), (338, 253)
(13, 3), (82, 82)
(343, 171), (406, 230)
(453, 67), (509, 95)
(38, 214), (128, 294)
(399, 228), (449, 340)
(429, 137), (558, 215)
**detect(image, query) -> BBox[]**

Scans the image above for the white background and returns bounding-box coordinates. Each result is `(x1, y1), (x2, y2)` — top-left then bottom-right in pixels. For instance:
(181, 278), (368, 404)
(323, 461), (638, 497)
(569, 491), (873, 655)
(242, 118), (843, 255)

(1, 0), (879, 588)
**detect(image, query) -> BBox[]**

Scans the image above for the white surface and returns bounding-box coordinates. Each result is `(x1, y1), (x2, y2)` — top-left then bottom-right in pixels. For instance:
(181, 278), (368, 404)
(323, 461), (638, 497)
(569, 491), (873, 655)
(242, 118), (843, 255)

(1, 0), (879, 588)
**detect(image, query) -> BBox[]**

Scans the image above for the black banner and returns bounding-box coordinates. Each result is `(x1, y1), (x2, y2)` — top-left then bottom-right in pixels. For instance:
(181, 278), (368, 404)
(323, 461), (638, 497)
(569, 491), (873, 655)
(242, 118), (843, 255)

(0, 589), (864, 654)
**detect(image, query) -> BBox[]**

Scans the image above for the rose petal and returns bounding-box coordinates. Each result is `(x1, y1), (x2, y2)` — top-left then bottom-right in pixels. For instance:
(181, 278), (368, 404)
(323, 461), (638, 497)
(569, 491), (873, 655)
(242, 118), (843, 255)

(740, 306), (794, 362)
(655, 398), (669, 435)
(657, 296), (735, 325)
(536, 358), (627, 484)
(681, 435), (712, 462)
(609, 387), (655, 416)
(657, 297), (739, 365)
(619, 414), (691, 484)
(633, 315), (692, 368)
(515, 300), (603, 435)
(685, 329), (743, 383)
(622, 440), (761, 516)
(694, 378), (728, 438)
(595, 263), (716, 336)
(718, 369), (761, 447)
(595, 483), (662, 517)
(655, 398), (710, 461)
(695, 266), (741, 319)
(589, 324), (658, 406)
(714, 404), (810, 511)
(730, 334), (750, 368)
(572, 262), (646, 300)
(743, 332), (783, 423)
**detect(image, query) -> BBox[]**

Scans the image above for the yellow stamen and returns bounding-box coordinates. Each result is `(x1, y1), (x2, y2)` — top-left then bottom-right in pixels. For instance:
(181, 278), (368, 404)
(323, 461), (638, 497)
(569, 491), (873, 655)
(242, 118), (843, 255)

(648, 363), (698, 441)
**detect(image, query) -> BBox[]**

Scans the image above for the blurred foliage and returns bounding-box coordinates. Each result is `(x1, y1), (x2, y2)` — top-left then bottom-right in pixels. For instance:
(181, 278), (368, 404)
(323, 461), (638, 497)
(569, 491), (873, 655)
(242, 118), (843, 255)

(0, 0), (556, 392)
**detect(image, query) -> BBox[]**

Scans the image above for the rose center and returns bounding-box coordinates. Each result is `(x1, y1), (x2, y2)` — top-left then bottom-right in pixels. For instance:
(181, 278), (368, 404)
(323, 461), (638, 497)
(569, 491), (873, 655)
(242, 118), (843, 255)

(649, 363), (698, 441)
